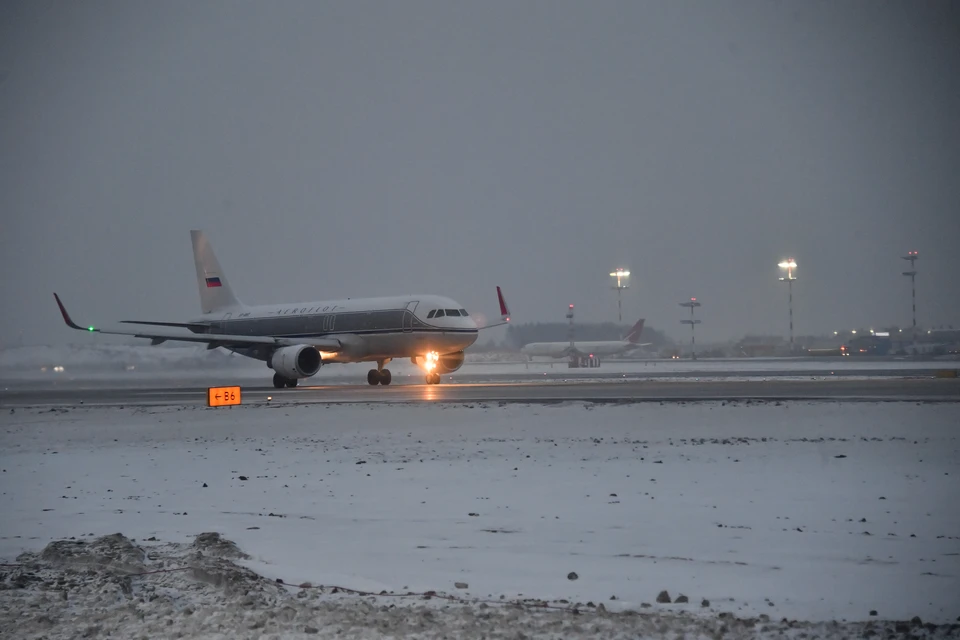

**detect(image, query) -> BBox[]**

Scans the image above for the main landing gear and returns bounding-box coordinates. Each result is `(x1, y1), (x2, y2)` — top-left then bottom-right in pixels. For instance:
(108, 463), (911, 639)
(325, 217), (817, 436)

(273, 373), (298, 388)
(368, 359), (392, 386)
(425, 372), (441, 385)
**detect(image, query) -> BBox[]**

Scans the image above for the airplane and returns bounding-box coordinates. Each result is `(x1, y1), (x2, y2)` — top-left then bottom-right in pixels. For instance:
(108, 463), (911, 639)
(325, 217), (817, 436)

(54, 230), (511, 388)
(519, 317), (650, 365)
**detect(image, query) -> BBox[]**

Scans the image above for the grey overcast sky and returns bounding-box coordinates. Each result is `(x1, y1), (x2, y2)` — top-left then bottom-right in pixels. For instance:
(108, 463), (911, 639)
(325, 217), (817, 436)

(2, 0), (958, 347)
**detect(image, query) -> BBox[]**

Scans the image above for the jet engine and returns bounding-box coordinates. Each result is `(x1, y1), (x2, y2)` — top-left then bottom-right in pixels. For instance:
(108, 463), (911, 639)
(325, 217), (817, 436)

(269, 345), (322, 379)
(436, 350), (465, 373)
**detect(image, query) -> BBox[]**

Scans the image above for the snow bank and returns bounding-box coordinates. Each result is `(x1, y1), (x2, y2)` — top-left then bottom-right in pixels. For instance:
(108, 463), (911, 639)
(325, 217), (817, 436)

(1, 401), (959, 635)
(3, 532), (957, 639)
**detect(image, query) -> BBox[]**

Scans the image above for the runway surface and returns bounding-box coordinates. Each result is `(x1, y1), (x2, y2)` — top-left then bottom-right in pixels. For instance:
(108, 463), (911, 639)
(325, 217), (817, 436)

(2, 376), (958, 408)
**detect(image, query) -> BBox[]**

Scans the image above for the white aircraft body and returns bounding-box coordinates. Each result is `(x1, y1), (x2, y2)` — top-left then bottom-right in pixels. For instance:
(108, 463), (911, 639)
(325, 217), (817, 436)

(520, 318), (649, 361)
(55, 231), (510, 387)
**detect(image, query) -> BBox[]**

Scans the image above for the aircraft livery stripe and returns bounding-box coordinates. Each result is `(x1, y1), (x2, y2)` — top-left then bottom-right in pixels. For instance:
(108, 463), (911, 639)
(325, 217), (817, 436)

(208, 308), (477, 340)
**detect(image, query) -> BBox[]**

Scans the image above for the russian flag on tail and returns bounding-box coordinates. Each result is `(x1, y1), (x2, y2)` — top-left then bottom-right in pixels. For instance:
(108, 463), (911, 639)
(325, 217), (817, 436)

(205, 277), (222, 288)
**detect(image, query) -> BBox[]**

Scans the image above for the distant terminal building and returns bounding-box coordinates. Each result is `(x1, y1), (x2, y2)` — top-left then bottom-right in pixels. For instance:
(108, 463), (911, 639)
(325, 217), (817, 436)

(838, 328), (959, 356)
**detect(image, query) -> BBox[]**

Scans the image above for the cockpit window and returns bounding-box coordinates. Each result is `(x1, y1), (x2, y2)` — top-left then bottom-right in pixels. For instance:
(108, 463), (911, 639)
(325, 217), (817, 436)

(427, 310), (436, 318)
(435, 309), (445, 317)
(459, 309), (468, 316)
(445, 309), (460, 316)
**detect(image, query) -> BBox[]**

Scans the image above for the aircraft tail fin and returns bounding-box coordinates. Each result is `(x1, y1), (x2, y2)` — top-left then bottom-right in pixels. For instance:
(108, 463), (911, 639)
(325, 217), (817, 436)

(191, 230), (242, 314)
(624, 318), (645, 343)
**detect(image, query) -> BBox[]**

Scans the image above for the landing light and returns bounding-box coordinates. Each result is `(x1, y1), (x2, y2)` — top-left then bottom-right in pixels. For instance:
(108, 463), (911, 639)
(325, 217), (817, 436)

(420, 351), (440, 372)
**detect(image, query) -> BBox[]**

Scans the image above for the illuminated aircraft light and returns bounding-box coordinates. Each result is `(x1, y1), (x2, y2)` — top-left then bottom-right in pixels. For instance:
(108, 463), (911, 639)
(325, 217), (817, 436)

(420, 351), (440, 372)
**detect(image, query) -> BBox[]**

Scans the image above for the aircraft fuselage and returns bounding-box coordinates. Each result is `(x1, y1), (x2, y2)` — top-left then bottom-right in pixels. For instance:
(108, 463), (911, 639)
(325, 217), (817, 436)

(190, 294), (478, 363)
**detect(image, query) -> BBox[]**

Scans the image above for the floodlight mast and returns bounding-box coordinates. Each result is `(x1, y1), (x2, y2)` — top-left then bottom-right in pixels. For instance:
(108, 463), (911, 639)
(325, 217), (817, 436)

(609, 268), (630, 324)
(679, 297), (702, 360)
(901, 250), (919, 354)
(778, 259), (797, 352)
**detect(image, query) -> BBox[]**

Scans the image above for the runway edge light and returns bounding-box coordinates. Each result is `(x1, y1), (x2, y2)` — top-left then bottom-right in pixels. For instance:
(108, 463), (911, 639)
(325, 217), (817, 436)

(208, 386), (241, 407)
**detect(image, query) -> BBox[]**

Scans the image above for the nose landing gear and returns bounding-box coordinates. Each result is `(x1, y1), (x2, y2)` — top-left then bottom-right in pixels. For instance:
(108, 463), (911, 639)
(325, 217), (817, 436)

(425, 372), (441, 385)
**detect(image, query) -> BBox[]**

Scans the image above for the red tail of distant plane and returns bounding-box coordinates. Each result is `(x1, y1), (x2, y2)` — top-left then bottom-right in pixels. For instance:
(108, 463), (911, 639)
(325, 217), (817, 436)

(497, 286), (510, 321)
(624, 318), (645, 343)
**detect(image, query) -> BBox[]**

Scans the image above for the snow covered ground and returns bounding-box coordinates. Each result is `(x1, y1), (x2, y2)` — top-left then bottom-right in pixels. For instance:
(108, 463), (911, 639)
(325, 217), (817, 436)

(2, 401), (959, 637)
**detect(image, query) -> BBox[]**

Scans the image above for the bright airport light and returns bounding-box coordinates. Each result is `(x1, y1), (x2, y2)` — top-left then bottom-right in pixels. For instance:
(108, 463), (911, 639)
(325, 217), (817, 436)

(609, 269), (630, 287)
(777, 259), (797, 280)
(777, 258), (798, 351)
(609, 268), (630, 323)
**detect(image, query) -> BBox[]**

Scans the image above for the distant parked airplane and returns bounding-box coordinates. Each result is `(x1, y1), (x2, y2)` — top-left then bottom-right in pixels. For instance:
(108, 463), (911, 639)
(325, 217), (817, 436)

(519, 318), (650, 365)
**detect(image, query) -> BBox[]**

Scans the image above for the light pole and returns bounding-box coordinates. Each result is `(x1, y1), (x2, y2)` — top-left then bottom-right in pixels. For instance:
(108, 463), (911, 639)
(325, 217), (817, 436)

(778, 258), (797, 352)
(901, 250), (918, 355)
(609, 268), (630, 324)
(566, 303), (582, 368)
(679, 297), (702, 360)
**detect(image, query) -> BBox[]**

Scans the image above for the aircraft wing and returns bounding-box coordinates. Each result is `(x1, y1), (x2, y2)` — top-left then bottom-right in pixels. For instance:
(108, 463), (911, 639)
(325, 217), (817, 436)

(476, 286), (512, 329)
(54, 293), (344, 351)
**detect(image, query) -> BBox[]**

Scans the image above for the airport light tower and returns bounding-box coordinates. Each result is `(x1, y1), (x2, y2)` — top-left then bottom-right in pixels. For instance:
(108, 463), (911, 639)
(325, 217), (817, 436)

(609, 268), (630, 324)
(901, 250), (919, 354)
(565, 303), (580, 368)
(778, 258), (798, 352)
(679, 297), (702, 360)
